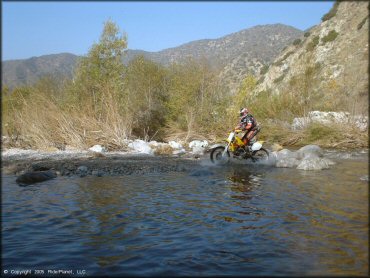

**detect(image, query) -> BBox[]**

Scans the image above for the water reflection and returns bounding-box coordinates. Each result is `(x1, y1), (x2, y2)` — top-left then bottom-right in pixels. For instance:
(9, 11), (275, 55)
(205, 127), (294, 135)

(228, 168), (262, 199)
(74, 177), (132, 268)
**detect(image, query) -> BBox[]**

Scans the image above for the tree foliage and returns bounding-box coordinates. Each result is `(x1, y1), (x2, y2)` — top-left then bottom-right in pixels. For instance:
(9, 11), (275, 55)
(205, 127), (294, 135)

(125, 55), (168, 139)
(69, 20), (127, 115)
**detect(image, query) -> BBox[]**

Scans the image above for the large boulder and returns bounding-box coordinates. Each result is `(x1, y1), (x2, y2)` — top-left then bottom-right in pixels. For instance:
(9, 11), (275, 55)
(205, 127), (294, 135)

(189, 140), (209, 155)
(274, 145), (334, 170)
(353, 115), (368, 131)
(169, 141), (186, 155)
(309, 111), (349, 125)
(274, 149), (300, 168)
(291, 111), (368, 131)
(128, 140), (154, 155)
(296, 145), (323, 159)
(276, 149), (298, 160)
(276, 157), (300, 168)
(89, 145), (106, 153)
(296, 154), (332, 171)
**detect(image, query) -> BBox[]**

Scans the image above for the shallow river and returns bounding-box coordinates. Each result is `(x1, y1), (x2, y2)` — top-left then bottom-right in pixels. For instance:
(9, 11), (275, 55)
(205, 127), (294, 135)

(2, 151), (368, 276)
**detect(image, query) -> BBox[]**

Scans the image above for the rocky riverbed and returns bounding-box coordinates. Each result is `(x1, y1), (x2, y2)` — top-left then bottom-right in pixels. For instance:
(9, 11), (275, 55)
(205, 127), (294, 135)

(2, 144), (368, 186)
(2, 151), (200, 178)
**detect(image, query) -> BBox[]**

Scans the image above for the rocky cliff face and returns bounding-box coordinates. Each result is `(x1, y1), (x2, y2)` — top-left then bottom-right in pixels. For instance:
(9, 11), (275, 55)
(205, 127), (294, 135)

(218, 24), (303, 94)
(255, 1), (368, 114)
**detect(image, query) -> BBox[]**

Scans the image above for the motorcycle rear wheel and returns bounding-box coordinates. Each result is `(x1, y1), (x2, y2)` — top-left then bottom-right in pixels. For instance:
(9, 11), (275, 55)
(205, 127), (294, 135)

(210, 146), (230, 164)
(251, 148), (269, 162)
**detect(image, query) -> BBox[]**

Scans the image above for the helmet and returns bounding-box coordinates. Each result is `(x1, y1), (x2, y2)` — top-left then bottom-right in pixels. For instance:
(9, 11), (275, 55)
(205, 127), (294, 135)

(239, 107), (249, 117)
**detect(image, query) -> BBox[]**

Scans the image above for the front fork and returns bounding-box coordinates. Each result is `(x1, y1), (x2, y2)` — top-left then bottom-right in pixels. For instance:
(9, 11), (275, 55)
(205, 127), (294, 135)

(222, 142), (231, 157)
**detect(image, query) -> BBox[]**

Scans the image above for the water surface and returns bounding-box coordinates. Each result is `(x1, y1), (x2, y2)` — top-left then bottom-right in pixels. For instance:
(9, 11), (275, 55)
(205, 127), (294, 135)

(2, 152), (368, 276)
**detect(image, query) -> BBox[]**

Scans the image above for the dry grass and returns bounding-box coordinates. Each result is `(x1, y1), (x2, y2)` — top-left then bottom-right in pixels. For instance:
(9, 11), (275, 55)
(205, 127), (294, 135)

(89, 151), (106, 158)
(256, 120), (368, 150)
(6, 87), (132, 151)
(298, 122), (367, 149)
(153, 145), (174, 156)
(162, 124), (210, 144)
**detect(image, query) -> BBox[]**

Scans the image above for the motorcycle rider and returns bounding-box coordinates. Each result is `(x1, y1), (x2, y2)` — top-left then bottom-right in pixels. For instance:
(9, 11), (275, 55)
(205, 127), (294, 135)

(234, 107), (258, 146)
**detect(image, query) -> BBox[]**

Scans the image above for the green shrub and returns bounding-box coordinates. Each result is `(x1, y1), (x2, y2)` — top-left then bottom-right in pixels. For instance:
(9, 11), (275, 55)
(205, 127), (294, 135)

(273, 51), (294, 67)
(321, 2), (340, 22)
(273, 74), (285, 83)
(321, 30), (339, 44)
(304, 31), (311, 37)
(357, 16), (368, 30)
(303, 122), (341, 144)
(293, 39), (302, 46)
(257, 76), (265, 84)
(274, 60), (283, 67)
(282, 51), (294, 61)
(306, 36), (320, 51)
(260, 65), (269, 75)
(314, 62), (322, 70)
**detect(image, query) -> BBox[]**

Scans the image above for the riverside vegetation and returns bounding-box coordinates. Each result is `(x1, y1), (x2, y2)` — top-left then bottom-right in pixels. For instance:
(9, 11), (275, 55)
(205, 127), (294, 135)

(2, 19), (368, 151)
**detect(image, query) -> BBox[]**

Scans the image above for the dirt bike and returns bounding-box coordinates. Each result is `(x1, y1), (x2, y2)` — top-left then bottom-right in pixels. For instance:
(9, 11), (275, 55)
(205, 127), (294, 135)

(210, 126), (269, 164)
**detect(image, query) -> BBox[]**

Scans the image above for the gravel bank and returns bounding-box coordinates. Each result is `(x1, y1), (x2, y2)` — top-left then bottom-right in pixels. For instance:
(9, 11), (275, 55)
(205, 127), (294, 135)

(2, 149), (201, 177)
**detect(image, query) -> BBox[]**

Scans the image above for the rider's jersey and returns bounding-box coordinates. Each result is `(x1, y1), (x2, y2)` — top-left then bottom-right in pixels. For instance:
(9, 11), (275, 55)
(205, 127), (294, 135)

(238, 114), (256, 131)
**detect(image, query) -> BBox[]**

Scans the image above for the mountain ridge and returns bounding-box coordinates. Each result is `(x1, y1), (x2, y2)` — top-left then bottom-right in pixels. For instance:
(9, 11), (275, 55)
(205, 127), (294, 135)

(2, 23), (303, 89)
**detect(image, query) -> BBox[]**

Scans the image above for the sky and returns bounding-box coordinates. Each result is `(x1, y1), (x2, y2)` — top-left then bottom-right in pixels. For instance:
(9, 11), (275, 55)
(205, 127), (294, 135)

(2, 1), (334, 61)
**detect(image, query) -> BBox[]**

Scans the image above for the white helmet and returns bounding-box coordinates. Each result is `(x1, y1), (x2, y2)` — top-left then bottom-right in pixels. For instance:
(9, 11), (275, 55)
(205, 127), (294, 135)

(239, 107), (249, 117)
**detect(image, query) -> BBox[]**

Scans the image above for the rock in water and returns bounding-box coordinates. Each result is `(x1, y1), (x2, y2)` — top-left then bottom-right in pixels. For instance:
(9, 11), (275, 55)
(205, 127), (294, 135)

(276, 149), (298, 160)
(76, 165), (88, 177)
(16, 170), (57, 186)
(274, 145), (334, 170)
(296, 156), (330, 171)
(92, 170), (104, 177)
(276, 157), (300, 168)
(296, 145), (323, 159)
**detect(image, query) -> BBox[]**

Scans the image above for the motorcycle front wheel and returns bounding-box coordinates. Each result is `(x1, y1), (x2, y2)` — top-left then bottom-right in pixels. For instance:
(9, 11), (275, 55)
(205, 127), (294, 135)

(210, 146), (230, 164)
(251, 148), (269, 162)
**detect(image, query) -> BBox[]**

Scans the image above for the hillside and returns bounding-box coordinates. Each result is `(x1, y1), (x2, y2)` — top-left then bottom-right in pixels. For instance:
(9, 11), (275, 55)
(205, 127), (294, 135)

(2, 53), (78, 89)
(142, 24), (302, 69)
(217, 24), (303, 94)
(2, 24), (302, 89)
(254, 1), (369, 115)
